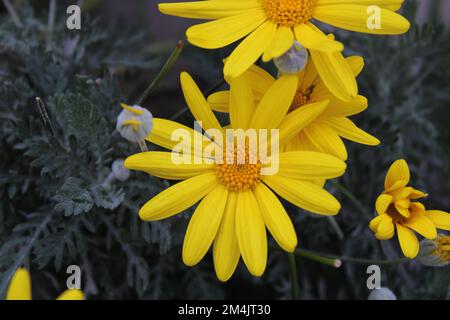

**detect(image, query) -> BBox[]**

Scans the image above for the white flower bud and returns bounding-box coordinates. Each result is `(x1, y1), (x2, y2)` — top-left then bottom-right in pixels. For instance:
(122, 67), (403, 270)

(368, 288), (397, 300)
(116, 104), (153, 143)
(112, 159), (130, 182)
(418, 235), (450, 267)
(274, 41), (308, 75)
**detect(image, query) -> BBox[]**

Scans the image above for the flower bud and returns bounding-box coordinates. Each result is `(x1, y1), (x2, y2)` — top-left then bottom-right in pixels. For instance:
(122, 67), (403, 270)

(274, 41), (308, 75)
(418, 235), (450, 267)
(368, 287), (397, 300)
(116, 104), (153, 143)
(112, 159), (130, 182)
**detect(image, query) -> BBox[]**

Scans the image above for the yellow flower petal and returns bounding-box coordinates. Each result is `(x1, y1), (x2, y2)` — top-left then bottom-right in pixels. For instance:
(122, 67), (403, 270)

(384, 159), (410, 192)
(56, 289), (85, 300)
(316, 0), (404, 12)
(304, 123), (348, 160)
(369, 214), (384, 232)
(313, 4), (410, 35)
(262, 26), (294, 62)
(425, 210), (450, 231)
(264, 175), (341, 215)
(230, 75), (254, 129)
(146, 118), (208, 157)
(186, 9), (267, 49)
(180, 72), (222, 131)
(250, 74), (298, 129)
(396, 224), (419, 258)
(295, 131), (320, 152)
(207, 91), (230, 113)
(375, 194), (393, 215)
(139, 173), (218, 221)
(278, 100), (329, 146)
(410, 202), (426, 213)
(389, 186), (413, 201)
(242, 64), (276, 100)
(346, 55), (365, 76)
(224, 20), (277, 78)
(213, 192), (240, 282)
(299, 58), (319, 91)
(294, 23), (344, 52)
(317, 95), (368, 118)
(125, 152), (214, 180)
(408, 188), (428, 200)
(253, 183), (298, 252)
(323, 117), (380, 146)
(404, 212), (437, 240)
(159, 1), (262, 20)
(6, 268), (31, 300)
(277, 151), (346, 180)
(394, 202), (410, 218)
(235, 190), (267, 277)
(376, 215), (395, 240)
(310, 47), (358, 101)
(183, 184), (228, 266)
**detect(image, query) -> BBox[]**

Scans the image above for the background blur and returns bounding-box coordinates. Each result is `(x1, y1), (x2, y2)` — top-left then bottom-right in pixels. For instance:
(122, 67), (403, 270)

(0, 0), (449, 300)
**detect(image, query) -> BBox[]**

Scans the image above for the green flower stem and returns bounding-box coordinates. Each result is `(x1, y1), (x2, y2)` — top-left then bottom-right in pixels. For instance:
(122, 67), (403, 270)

(170, 79), (226, 121)
(47, 0), (56, 49)
(293, 248), (342, 268)
(330, 180), (367, 215)
(292, 247), (409, 266)
(288, 253), (299, 300)
(136, 40), (184, 106)
(2, 0), (23, 28)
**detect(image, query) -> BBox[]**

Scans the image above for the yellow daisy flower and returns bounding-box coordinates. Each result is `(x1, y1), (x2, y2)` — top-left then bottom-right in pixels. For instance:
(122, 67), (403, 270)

(207, 54), (380, 161)
(6, 268), (84, 300)
(158, 0), (410, 100)
(370, 159), (450, 259)
(125, 72), (347, 281)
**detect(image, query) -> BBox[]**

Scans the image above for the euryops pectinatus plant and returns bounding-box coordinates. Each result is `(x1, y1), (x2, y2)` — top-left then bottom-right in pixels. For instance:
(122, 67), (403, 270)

(1, 1), (449, 300)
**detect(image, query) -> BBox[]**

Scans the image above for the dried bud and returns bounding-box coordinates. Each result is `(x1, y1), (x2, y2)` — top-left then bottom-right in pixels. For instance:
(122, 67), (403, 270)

(274, 41), (308, 75)
(368, 288), (397, 300)
(116, 104), (153, 143)
(418, 235), (450, 267)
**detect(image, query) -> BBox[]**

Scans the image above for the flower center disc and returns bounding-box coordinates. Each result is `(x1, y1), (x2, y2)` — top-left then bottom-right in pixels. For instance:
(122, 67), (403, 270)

(289, 88), (312, 112)
(386, 204), (407, 224)
(216, 144), (262, 192)
(261, 0), (315, 27)
(435, 236), (450, 262)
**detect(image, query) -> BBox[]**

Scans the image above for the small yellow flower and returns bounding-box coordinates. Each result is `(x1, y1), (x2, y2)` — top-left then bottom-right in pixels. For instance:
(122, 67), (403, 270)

(6, 268), (84, 300)
(370, 159), (450, 259)
(158, 0), (410, 100)
(207, 55), (379, 161)
(125, 72), (347, 281)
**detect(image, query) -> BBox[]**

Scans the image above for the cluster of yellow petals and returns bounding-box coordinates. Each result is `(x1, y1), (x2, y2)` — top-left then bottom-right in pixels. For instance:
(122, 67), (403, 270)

(261, 0), (316, 27)
(215, 143), (262, 192)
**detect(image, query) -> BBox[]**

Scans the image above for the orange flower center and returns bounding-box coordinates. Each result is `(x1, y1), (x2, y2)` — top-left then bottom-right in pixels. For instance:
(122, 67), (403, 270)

(386, 204), (407, 224)
(434, 236), (450, 262)
(261, 0), (315, 27)
(215, 144), (262, 192)
(289, 87), (314, 112)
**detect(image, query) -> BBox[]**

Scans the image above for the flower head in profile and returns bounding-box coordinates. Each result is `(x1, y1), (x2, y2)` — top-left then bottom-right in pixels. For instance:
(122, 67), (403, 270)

(158, 0), (410, 100)
(6, 268), (84, 300)
(207, 53), (379, 161)
(370, 160), (450, 258)
(418, 235), (450, 267)
(125, 72), (346, 281)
